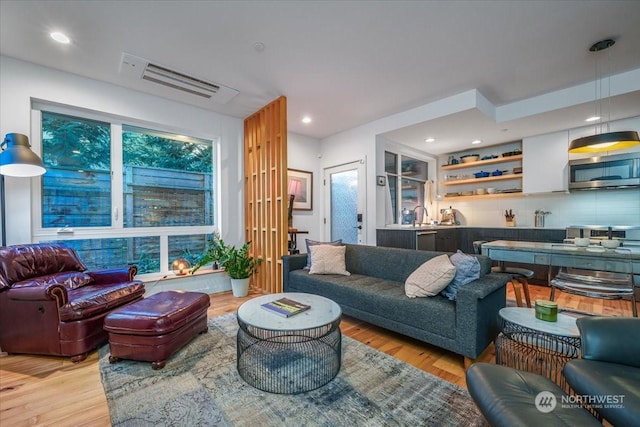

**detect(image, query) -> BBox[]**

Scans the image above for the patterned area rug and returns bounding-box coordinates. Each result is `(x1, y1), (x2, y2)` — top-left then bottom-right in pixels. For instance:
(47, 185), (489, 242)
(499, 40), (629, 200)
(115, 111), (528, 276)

(99, 313), (487, 426)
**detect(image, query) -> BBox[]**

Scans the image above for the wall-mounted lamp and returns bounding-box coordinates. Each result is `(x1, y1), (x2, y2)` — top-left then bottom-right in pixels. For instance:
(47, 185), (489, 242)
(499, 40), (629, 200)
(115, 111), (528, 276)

(0, 133), (47, 246)
(568, 39), (640, 153)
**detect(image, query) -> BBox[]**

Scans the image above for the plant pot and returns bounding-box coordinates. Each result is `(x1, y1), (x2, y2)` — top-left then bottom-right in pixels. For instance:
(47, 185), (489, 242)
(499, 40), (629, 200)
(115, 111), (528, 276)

(230, 278), (250, 297)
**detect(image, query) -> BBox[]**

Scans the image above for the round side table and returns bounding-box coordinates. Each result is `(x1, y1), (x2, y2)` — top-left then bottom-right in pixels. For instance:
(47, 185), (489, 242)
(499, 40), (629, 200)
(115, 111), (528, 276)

(236, 292), (342, 394)
(496, 307), (581, 391)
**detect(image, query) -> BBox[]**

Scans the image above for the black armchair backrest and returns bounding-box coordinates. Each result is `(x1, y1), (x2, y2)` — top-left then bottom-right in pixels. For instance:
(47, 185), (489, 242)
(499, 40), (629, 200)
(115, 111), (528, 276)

(578, 316), (640, 368)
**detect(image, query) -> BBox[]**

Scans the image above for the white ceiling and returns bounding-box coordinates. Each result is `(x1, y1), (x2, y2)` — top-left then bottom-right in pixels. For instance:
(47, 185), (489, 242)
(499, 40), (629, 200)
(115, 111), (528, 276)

(2, 0), (640, 154)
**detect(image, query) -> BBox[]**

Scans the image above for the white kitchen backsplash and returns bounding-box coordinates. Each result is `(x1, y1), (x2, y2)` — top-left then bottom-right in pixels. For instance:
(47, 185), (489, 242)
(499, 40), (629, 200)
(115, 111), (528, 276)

(442, 189), (640, 228)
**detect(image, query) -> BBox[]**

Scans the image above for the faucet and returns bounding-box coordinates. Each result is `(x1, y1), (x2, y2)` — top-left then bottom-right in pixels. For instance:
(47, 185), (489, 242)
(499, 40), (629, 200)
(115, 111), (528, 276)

(412, 205), (428, 227)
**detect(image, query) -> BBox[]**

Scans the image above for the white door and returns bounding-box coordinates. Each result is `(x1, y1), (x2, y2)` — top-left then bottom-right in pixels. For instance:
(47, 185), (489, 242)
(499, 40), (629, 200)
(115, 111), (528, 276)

(324, 160), (366, 244)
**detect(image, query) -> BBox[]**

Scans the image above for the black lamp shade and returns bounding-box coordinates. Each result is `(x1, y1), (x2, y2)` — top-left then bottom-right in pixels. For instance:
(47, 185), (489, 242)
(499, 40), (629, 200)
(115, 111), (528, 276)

(0, 133), (46, 177)
(568, 131), (640, 154)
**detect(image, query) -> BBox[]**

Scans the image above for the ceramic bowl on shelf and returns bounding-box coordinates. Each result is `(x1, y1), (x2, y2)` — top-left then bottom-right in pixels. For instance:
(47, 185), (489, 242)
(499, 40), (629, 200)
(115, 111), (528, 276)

(461, 154), (480, 163)
(476, 188), (486, 195)
(574, 238), (591, 247)
(601, 239), (621, 249)
(487, 187), (497, 194)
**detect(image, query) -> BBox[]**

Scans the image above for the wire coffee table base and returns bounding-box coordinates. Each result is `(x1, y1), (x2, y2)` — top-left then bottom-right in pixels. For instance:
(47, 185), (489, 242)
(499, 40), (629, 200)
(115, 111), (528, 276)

(237, 316), (341, 394)
(496, 316), (580, 392)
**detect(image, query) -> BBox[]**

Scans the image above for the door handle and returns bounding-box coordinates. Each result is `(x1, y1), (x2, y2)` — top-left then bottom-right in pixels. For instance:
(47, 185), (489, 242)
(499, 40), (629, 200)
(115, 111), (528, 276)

(353, 225), (362, 230)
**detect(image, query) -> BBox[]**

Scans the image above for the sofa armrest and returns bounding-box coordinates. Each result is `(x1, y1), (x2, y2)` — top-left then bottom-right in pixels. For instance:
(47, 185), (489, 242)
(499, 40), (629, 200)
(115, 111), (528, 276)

(456, 272), (510, 300)
(87, 266), (138, 284)
(455, 273), (508, 358)
(3, 283), (68, 306)
(578, 316), (640, 368)
(282, 254), (308, 272)
(282, 254), (308, 292)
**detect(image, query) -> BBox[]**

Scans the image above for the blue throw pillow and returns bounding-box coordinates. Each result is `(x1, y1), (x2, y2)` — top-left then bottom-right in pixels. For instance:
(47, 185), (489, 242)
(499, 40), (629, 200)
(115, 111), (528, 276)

(441, 250), (480, 300)
(304, 239), (342, 270)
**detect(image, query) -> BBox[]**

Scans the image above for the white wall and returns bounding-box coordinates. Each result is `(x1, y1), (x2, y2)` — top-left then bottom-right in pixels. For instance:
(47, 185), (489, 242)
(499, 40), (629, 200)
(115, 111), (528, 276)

(287, 132), (322, 243)
(0, 56), (245, 246)
(318, 90), (485, 244)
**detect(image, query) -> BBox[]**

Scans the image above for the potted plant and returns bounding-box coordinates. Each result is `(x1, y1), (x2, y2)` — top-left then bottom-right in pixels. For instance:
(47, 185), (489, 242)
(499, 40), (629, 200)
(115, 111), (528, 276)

(191, 232), (226, 274)
(221, 241), (263, 297)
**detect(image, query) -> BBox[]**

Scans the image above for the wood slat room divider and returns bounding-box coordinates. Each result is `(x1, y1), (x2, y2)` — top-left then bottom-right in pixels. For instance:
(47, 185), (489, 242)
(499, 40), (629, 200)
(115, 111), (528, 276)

(243, 96), (288, 293)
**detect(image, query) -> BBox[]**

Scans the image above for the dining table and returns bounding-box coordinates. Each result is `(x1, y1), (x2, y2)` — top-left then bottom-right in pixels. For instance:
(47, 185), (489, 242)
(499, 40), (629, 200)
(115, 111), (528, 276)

(481, 240), (640, 276)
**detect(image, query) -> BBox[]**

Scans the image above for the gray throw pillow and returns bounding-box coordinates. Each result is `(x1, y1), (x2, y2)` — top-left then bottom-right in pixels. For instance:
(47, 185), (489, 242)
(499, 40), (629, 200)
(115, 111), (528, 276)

(304, 239), (342, 270)
(441, 250), (480, 300)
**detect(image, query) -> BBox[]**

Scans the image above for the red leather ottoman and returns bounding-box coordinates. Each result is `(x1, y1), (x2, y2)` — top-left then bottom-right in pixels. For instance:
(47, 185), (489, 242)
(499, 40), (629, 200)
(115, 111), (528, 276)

(104, 290), (210, 369)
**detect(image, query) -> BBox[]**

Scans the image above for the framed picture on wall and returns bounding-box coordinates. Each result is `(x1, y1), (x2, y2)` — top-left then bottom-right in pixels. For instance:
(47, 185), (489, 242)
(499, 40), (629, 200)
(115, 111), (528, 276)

(287, 169), (313, 210)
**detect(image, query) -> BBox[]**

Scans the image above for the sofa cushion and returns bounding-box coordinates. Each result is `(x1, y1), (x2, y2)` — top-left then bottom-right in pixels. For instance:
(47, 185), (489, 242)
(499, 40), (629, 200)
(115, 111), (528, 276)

(0, 243), (87, 289)
(441, 250), (481, 300)
(59, 281), (146, 321)
(304, 239), (342, 270)
(404, 254), (456, 298)
(289, 270), (456, 339)
(12, 271), (94, 290)
(309, 244), (350, 276)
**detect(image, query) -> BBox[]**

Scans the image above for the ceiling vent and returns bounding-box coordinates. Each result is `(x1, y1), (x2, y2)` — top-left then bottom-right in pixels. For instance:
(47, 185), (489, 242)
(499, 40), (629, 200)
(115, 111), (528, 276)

(119, 53), (239, 104)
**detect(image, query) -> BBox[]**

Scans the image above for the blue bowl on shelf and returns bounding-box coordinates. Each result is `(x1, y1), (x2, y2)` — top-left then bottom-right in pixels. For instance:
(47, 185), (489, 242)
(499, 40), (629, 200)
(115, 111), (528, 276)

(474, 171), (490, 178)
(492, 170), (503, 176)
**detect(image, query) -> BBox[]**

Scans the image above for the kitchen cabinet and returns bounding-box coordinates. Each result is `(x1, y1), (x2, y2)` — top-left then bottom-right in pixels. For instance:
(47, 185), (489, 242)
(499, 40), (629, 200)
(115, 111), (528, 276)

(435, 228), (459, 252)
(376, 229), (436, 251)
(522, 131), (568, 193)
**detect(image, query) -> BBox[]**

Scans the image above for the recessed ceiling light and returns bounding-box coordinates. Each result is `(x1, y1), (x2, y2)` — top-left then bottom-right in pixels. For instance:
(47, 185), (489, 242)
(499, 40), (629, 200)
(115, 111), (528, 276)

(471, 139), (482, 145)
(50, 31), (70, 44)
(253, 42), (265, 52)
(585, 116), (600, 122)
(301, 116), (312, 124)
(425, 137), (435, 143)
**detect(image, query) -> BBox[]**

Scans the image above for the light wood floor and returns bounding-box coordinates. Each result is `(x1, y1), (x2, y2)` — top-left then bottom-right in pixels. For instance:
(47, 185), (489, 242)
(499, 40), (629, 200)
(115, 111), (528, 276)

(0, 284), (635, 427)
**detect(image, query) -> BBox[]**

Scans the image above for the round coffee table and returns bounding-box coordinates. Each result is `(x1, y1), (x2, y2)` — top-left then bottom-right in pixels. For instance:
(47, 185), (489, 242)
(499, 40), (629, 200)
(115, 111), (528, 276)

(496, 307), (581, 390)
(236, 292), (342, 394)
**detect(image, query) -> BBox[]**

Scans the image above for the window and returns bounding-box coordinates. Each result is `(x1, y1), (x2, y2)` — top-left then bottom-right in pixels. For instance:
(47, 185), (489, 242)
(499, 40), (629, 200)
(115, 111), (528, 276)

(385, 151), (429, 224)
(35, 109), (217, 274)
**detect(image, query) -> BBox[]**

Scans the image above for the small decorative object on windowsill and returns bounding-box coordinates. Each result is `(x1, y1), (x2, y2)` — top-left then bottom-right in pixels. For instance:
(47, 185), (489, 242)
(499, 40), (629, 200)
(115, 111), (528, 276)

(505, 209), (516, 227)
(535, 300), (558, 322)
(171, 258), (191, 276)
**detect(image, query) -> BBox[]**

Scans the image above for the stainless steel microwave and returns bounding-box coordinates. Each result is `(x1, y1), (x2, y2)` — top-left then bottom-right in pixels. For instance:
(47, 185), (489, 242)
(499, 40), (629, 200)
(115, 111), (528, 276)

(569, 152), (640, 190)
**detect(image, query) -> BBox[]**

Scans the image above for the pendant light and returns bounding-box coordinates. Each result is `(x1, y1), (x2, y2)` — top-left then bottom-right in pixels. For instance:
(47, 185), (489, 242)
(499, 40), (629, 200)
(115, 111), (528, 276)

(568, 39), (640, 153)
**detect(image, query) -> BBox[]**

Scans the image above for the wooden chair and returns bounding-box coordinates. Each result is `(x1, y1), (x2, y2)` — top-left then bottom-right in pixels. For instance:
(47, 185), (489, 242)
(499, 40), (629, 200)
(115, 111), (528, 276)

(473, 240), (533, 308)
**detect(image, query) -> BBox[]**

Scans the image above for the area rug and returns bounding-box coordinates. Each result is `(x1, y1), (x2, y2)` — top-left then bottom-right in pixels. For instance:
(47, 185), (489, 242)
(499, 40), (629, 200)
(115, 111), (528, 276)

(99, 313), (487, 426)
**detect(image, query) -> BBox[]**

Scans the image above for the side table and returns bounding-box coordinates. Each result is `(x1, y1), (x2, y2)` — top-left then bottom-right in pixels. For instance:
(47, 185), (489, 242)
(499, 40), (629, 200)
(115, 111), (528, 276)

(496, 307), (581, 391)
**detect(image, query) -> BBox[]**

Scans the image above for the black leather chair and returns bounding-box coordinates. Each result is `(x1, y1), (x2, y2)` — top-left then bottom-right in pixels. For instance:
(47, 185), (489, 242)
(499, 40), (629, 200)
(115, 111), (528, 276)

(467, 316), (640, 427)
(563, 316), (640, 427)
(466, 363), (601, 426)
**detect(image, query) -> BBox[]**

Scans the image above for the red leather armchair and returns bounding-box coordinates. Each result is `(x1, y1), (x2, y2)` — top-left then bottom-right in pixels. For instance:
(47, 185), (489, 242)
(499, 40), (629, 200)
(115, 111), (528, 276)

(0, 243), (145, 362)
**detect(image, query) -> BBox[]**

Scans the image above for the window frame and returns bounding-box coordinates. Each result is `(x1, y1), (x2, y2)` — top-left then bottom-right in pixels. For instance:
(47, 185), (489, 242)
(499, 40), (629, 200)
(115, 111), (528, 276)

(385, 150), (433, 225)
(30, 103), (220, 276)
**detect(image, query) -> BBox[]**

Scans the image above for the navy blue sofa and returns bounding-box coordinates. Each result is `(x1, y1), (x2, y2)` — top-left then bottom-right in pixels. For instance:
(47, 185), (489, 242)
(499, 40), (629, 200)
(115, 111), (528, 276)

(283, 244), (508, 364)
